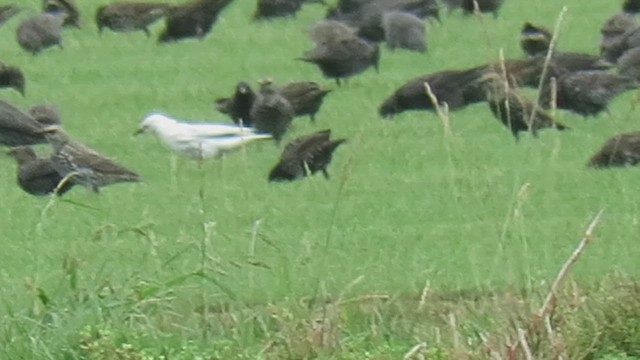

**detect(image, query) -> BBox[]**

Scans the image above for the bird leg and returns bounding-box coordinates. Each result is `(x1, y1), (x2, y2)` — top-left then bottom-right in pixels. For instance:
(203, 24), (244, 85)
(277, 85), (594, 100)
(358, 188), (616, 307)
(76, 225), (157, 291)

(335, 78), (342, 87)
(144, 27), (151, 38)
(322, 168), (330, 179)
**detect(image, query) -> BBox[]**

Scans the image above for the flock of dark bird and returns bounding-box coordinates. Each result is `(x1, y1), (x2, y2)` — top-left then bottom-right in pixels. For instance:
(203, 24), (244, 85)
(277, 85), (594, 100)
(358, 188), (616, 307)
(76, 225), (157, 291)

(0, 0), (640, 198)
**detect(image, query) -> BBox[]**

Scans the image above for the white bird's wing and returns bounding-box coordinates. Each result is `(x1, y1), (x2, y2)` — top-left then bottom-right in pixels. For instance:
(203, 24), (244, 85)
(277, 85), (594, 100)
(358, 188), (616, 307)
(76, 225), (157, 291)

(182, 122), (257, 138)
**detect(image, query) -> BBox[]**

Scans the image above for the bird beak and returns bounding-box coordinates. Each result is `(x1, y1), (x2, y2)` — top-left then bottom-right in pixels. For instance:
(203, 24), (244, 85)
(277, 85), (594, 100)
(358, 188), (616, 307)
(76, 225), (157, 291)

(39, 125), (59, 134)
(133, 127), (144, 136)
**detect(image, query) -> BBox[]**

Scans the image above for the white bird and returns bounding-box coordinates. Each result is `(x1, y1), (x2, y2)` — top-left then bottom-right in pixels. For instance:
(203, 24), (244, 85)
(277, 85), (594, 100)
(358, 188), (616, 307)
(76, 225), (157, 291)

(135, 113), (272, 160)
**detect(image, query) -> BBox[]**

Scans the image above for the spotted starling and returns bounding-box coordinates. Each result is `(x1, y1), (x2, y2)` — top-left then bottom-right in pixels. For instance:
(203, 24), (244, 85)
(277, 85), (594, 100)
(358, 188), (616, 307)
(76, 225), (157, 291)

(268, 129), (346, 182)
(299, 34), (380, 85)
(42, 126), (141, 192)
(623, 0), (640, 14)
(43, 0), (80, 28)
(279, 81), (331, 122)
(96, 2), (171, 36)
(540, 70), (638, 117)
(480, 73), (567, 141)
(250, 80), (294, 144)
(16, 13), (65, 55)
(618, 46), (640, 81)
(7, 146), (74, 196)
(158, 0), (234, 43)
(382, 11), (426, 53)
(378, 65), (487, 118)
(588, 131), (640, 168)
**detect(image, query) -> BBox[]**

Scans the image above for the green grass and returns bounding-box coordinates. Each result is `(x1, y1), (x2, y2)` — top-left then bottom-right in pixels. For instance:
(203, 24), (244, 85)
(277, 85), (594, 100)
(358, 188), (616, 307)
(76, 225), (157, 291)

(1, 0), (640, 358)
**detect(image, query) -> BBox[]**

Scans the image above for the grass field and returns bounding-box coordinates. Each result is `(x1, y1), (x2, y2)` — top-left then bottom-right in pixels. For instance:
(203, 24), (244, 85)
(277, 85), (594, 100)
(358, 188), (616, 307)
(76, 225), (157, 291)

(1, 0), (640, 358)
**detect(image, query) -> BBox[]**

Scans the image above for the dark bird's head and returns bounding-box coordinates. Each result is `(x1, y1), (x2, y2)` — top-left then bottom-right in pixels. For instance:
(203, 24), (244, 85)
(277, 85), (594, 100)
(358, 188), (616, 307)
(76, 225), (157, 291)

(6, 146), (37, 164)
(378, 96), (398, 118)
(258, 78), (277, 94)
(236, 81), (253, 95)
(28, 104), (61, 126)
(1, 66), (26, 96)
(268, 164), (295, 182)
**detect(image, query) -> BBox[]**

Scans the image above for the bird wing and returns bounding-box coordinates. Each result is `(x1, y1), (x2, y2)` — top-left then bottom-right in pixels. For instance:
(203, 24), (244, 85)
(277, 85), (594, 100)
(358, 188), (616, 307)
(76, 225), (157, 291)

(281, 130), (332, 162)
(65, 142), (139, 177)
(0, 100), (42, 133)
(182, 122), (256, 138)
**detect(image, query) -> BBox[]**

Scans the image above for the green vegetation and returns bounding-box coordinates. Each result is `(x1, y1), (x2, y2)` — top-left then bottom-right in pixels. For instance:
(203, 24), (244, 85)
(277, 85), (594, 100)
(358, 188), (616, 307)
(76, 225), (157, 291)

(1, 0), (640, 358)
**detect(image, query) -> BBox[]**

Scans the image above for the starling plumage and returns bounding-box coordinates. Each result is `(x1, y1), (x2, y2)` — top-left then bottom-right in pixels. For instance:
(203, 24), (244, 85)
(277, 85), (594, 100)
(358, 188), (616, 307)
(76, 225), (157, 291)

(600, 13), (640, 63)
(326, 0), (438, 43)
(253, 0), (325, 20)
(214, 81), (257, 126)
(588, 131), (640, 168)
(378, 65), (487, 118)
(7, 146), (74, 196)
(158, 0), (234, 43)
(299, 35), (380, 85)
(520, 22), (551, 58)
(540, 70), (638, 117)
(0, 100), (50, 146)
(617, 47), (640, 81)
(309, 20), (357, 45)
(43, 0), (80, 28)
(279, 81), (331, 122)
(268, 129), (346, 182)
(480, 73), (567, 141)
(16, 13), (65, 55)
(461, 0), (503, 17)
(0, 62), (25, 96)
(382, 11), (426, 53)
(250, 81), (295, 144)
(96, 2), (171, 36)
(27, 104), (61, 126)
(623, 0), (640, 14)
(0, 5), (20, 27)
(42, 126), (140, 192)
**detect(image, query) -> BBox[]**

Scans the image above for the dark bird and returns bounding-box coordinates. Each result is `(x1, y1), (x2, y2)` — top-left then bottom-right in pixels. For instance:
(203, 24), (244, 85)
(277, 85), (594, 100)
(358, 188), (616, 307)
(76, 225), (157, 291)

(0, 5), (20, 27)
(96, 2), (171, 36)
(16, 13), (65, 55)
(42, 126), (141, 193)
(7, 146), (74, 196)
(588, 131), (640, 168)
(299, 35), (380, 85)
(27, 104), (61, 126)
(480, 73), (567, 141)
(539, 70), (638, 117)
(378, 65), (487, 118)
(0, 100), (51, 146)
(250, 80), (294, 144)
(268, 129), (346, 182)
(520, 22), (551, 58)
(461, 0), (504, 17)
(623, 0), (640, 14)
(548, 52), (612, 73)
(309, 19), (356, 44)
(279, 81), (331, 122)
(158, 0), (234, 43)
(43, 0), (80, 28)
(617, 46), (640, 81)
(382, 11), (426, 53)
(600, 13), (640, 63)
(0, 62), (25, 96)
(214, 81), (257, 126)
(253, 0), (325, 20)
(326, 0), (439, 43)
